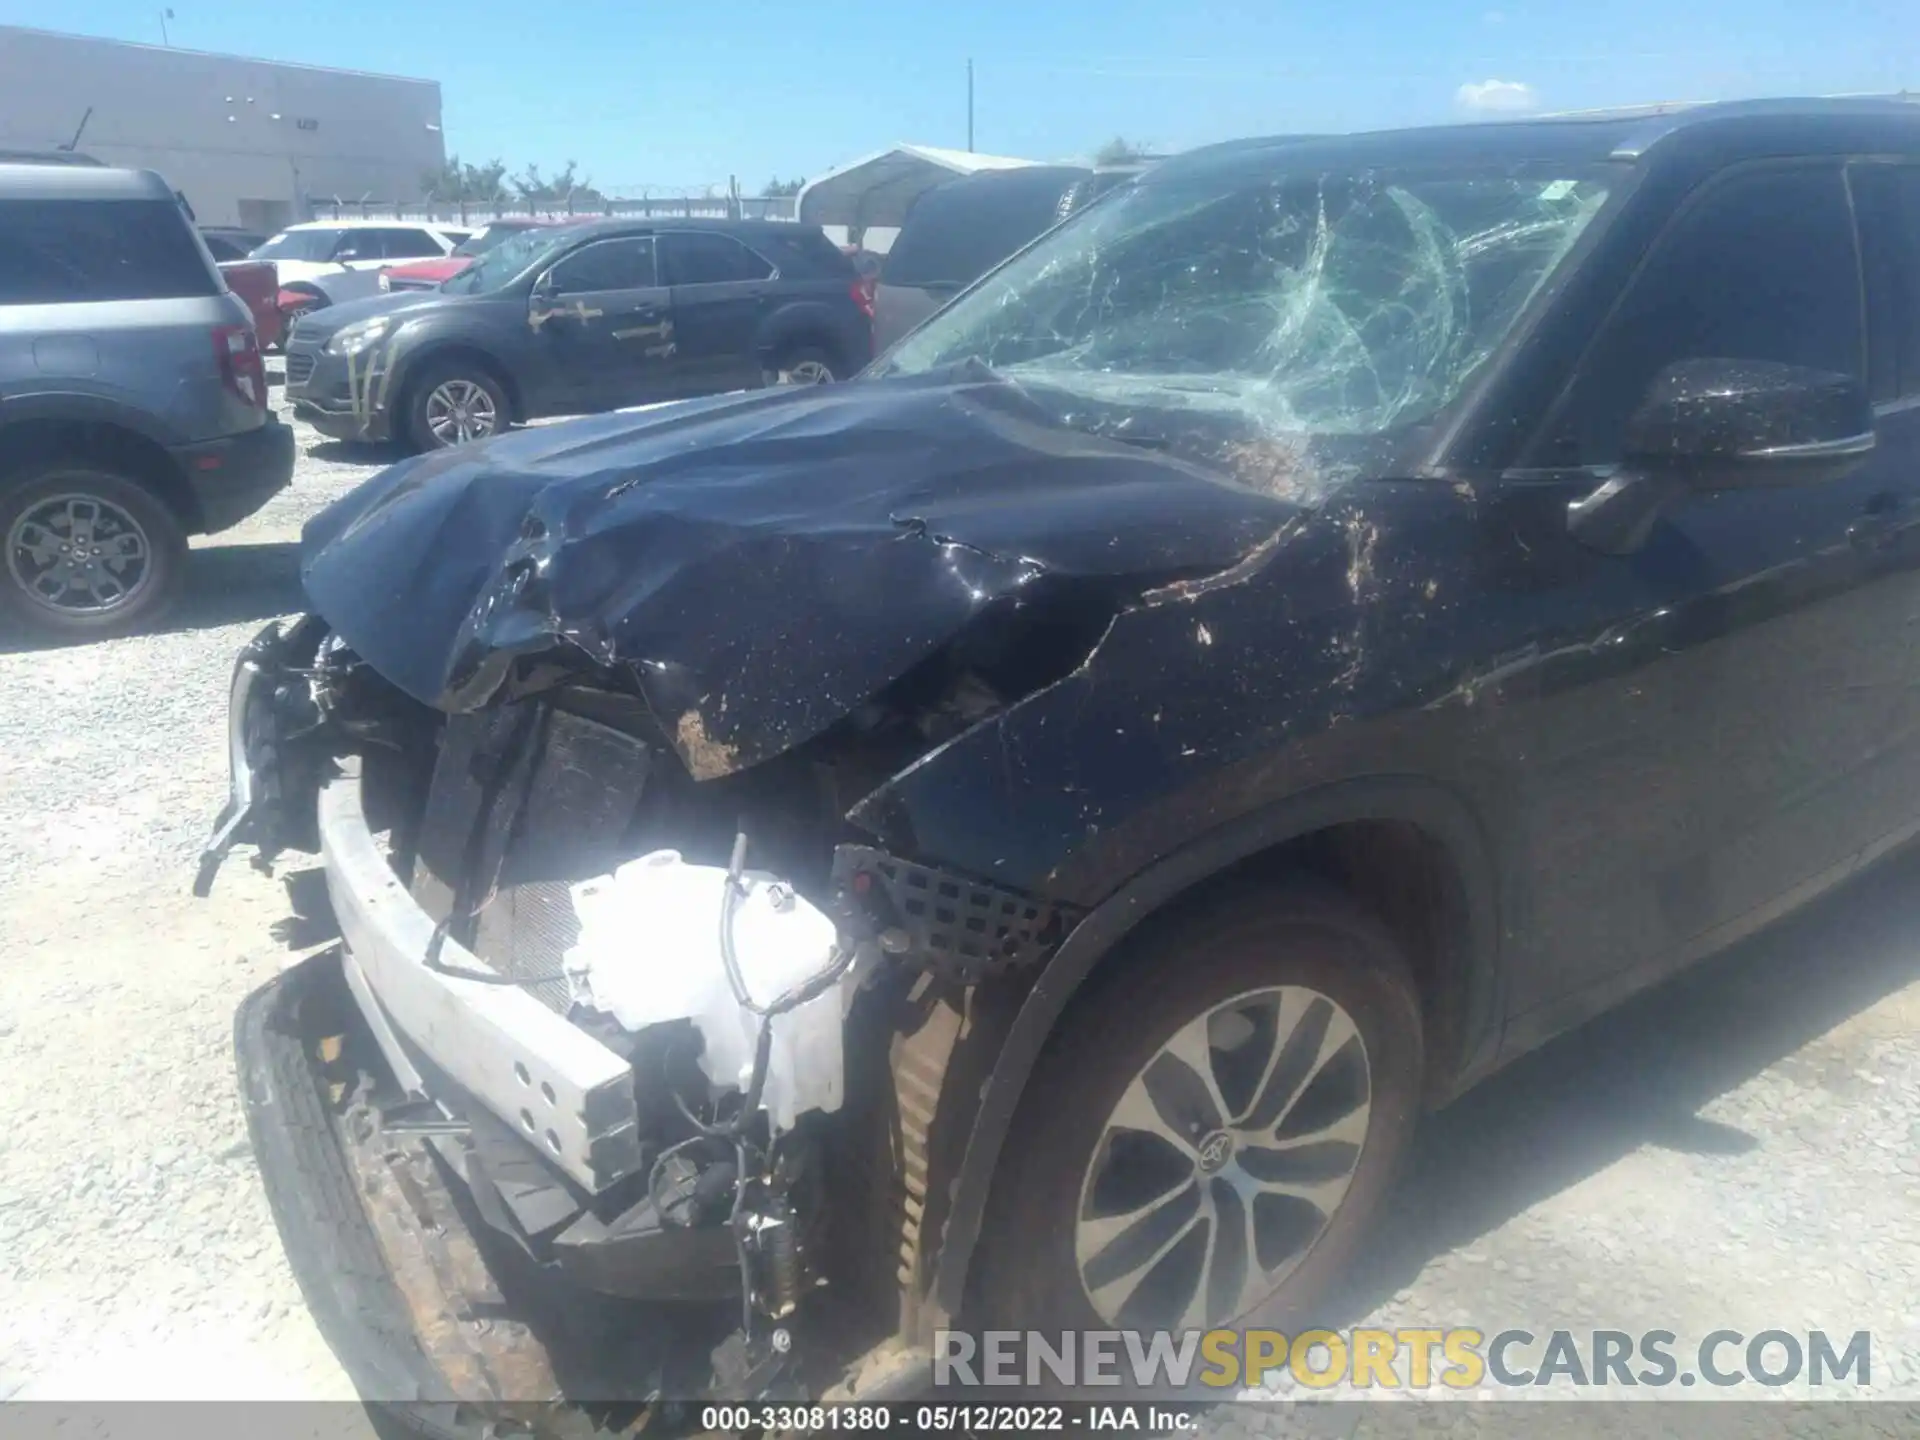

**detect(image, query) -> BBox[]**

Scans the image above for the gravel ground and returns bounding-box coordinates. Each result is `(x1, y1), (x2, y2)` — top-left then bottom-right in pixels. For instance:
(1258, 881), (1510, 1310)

(0, 392), (384, 1415)
(2, 390), (1918, 1431)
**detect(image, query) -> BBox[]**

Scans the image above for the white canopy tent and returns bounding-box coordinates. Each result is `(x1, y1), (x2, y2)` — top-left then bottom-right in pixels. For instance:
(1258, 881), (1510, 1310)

(796, 143), (1039, 243)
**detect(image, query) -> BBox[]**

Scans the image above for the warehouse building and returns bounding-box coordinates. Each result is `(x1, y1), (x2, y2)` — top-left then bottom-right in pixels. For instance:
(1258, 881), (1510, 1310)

(0, 24), (444, 230)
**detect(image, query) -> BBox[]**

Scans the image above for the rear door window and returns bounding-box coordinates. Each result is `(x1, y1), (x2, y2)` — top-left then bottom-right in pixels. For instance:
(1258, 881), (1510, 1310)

(660, 232), (775, 285)
(752, 228), (854, 279)
(0, 198), (218, 302)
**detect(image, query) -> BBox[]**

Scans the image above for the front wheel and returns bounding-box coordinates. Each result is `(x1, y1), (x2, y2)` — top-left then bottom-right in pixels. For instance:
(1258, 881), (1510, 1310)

(763, 345), (842, 387)
(970, 886), (1424, 1346)
(404, 362), (509, 453)
(0, 463), (187, 638)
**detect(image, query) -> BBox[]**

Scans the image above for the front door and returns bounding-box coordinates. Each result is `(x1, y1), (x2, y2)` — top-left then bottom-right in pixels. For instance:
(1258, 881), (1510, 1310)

(529, 234), (675, 414)
(1499, 159), (1920, 1024)
(658, 230), (775, 394)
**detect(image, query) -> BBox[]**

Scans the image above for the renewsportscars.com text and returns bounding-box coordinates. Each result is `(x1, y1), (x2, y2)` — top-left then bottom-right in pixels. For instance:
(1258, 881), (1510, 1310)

(933, 1328), (1873, 1392)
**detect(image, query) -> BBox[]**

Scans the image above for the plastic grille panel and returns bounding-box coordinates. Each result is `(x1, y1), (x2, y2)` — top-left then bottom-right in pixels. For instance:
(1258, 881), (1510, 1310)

(831, 844), (1070, 983)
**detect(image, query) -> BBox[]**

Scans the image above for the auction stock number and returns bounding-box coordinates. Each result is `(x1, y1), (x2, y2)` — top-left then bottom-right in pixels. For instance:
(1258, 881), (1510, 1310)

(700, 1404), (1069, 1432)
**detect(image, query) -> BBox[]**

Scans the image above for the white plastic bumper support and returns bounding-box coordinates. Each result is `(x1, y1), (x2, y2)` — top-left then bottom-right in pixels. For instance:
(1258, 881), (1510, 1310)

(317, 757), (643, 1192)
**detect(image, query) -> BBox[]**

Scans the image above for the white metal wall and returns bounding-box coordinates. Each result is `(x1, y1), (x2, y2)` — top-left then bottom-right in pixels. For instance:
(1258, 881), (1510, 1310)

(0, 25), (445, 228)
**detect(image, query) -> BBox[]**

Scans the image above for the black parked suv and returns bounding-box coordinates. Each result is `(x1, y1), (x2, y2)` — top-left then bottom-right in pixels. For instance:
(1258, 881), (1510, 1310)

(209, 99), (1920, 1421)
(283, 217), (874, 453)
(0, 164), (293, 637)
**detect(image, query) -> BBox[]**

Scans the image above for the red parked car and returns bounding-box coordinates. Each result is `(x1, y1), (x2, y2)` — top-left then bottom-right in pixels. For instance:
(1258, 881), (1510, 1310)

(217, 258), (283, 350)
(378, 217), (555, 292)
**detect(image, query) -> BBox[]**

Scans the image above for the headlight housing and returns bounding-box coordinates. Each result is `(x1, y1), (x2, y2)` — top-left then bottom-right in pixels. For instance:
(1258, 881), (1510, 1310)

(325, 316), (393, 357)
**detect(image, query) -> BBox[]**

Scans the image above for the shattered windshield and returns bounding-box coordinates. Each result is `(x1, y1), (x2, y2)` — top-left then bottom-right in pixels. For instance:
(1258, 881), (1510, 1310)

(877, 169), (1609, 437)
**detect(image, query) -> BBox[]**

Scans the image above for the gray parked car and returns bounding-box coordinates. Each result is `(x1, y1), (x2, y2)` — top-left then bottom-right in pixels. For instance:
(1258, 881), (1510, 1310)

(0, 162), (295, 636)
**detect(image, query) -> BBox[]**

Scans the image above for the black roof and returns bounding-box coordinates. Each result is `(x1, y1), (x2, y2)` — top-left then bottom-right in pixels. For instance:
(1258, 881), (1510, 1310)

(1157, 97), (1920, 183)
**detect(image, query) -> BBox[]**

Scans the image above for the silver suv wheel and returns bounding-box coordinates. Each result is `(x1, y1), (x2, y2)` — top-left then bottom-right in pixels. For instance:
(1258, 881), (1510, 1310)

(1074, 984), (1372, 1329)
(778, 358), (834, 385)
(423, 379), (501, 446)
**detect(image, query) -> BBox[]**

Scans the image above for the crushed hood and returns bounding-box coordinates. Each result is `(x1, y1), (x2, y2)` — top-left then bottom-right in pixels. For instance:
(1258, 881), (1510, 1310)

(299, 368), (1302, 778)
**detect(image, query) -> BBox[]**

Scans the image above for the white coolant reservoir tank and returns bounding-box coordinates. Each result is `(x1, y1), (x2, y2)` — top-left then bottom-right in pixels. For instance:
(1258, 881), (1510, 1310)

(566, 850), (849, 1132)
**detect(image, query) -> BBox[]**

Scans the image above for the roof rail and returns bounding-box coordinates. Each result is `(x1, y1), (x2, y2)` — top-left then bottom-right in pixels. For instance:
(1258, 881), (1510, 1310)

(1535, 100), (1708, 122)
(1607, 94), (1920, 161)
(0, 147), (103, 166)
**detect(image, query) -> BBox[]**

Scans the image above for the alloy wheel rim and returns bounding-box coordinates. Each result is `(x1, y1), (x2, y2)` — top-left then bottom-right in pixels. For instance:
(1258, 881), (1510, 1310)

(424, 379), (499, 445)
(1074, 984), (1372, 1330)
(6, 492), (153, 615)
(780, 359), (832, 385)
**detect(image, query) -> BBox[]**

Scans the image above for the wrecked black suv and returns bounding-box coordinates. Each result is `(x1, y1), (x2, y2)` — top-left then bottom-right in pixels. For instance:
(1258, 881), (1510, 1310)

(202, 99), (1920, 1422)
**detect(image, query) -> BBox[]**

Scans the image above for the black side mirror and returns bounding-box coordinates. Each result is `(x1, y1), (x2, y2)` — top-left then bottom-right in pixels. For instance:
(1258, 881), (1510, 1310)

(1623, 358), (1875, 488)
(1570, 358), (1876, 554)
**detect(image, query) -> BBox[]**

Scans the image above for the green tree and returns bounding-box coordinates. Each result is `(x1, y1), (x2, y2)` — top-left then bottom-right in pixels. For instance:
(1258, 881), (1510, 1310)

(421, 155), (509, 203)
(512, 160), (607, 210)
(761, 176), (805, 197)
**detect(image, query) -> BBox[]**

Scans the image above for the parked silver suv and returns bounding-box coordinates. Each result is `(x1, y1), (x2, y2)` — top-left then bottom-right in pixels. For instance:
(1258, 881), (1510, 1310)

(0, 162), (295, 637)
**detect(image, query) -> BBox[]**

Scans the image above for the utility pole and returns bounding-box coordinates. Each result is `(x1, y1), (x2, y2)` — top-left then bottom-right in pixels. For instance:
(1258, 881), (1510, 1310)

(967, 58), (975, 152)
(159, 8), (173, 44)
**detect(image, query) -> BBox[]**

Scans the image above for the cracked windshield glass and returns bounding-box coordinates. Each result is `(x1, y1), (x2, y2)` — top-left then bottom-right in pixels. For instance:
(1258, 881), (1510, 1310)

(883, 172), (1608, 445)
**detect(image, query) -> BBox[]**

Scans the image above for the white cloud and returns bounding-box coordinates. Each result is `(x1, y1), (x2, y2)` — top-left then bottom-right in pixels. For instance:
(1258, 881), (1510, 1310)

(1456, 78), (1539, 112)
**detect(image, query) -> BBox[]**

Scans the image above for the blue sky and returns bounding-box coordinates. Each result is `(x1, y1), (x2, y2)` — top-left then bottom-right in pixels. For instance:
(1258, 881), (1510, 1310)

(8, 1), (1917, 195)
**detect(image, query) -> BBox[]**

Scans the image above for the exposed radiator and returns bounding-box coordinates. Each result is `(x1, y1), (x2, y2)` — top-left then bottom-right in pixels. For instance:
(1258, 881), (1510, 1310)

(410, 703), (653, 1014)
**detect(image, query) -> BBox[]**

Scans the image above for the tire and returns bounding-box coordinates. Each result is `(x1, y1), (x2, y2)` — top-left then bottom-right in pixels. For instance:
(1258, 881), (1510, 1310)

(764, 344), (842, 387)
(0, 462), (188, 639)
(403, 359), (510, 454)
(970, 884), (1423, 1357)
